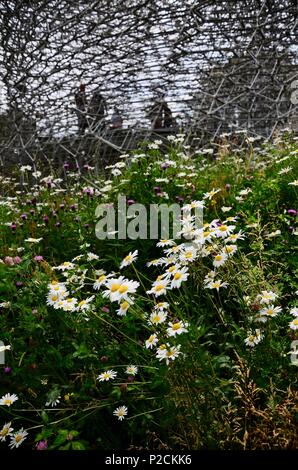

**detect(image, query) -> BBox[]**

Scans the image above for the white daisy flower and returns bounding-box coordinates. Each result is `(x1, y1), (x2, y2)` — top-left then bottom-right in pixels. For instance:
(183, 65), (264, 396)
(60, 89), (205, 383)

(259, 305), (282, 317)
(9, 429), (28, 448)
(157, 239), (175, 248)
(213, 252), (228, 268)
(244, 330), (263, 347)
(125, 365), (138, 376)
(226, 231), (245, 242)
(289, 318), (298, 330)
(60, 297), (78, 312)
(216, 224), (236, 238)
(289, 307), (298, 317)
(154, 302), (169, 311)
(0, 422), (14, 442)
(77, 296), (95, 311)
(120, 250), (138, 269)
(156, 344), (181, 365)
(113, 405), (128, 421)
(163, 264), (181, 279)
(0, 393), (18, 407)
(53, 261), (75, 271)
(166, 321), (189, 337)
(147, 279), (169, 297)
(116, 300), (131, 316)
(146, 258), (164, 267)
(145, 333), (158, 349)
(278, 166), (292, 175)
(223, 244), (238, 256)
(48, 282), (68, 299)
(87, 252), (100, 261)
(206, 280), (228, 291)
(203, 188), (221, 200)
(170, 267), (189, 289)
(97, 370), (118, 382)
(182, 200), (205, 212)
(257, 291), (278, 304)
(102, 277), (140, 302)
(93, 272), (113, 290)
(148, 310), (168, 325)
(179, 246), (198, 263)
(204, 270), (217, 284)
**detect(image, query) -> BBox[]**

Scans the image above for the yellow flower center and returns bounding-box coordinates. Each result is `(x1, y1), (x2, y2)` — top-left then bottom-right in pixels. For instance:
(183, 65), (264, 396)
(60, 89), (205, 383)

(124, 255), (132, 262)
(51, 295), (58, 302)
(98, 275), (106, 282)
(121, 301), (129, 310)
(168, 266), (176, 273)
(15, 435), (22, 443)
(174, 272), (182, 280)
(4, 399), (12, 405)
(166, 350), (174, 357)
(267, 309), (274, 315)
(118, 285), (128, 294)
(293, 319), (298, 325)
(155, 284), (164, 292)
(215, 255), (222, 261)
(172, 322), (181, 330)
(111, 283), (121, 292)
(219, 225), (227, 231)
(185, 251), (193, 259)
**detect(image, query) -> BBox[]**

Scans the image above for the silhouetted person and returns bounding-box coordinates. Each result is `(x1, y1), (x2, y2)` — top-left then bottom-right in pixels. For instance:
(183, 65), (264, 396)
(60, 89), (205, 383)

(163, 101), (175, 128)
(146, 98), (174, 129)
(111, 107), (123, 129)
(75, 84), (87, 134)
(88, 89), (107, 131)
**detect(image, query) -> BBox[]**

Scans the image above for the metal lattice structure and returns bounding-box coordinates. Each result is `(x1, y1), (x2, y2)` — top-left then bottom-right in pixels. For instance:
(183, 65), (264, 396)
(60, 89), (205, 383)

(0, 0), (298, 168)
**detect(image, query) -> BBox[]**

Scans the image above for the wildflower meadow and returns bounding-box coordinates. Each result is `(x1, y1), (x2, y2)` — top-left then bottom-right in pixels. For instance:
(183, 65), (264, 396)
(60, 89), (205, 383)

(0, 133), (297, 451)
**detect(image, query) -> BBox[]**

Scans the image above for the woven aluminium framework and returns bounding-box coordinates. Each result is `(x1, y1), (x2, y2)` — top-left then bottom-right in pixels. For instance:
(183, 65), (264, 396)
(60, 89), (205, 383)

(0, 0), (298, 168)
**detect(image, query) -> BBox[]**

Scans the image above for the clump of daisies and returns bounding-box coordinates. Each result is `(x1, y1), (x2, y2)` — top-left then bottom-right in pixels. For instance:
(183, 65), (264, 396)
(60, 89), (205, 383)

(0, 394), (28, 448)
(242, 290), (283, 350)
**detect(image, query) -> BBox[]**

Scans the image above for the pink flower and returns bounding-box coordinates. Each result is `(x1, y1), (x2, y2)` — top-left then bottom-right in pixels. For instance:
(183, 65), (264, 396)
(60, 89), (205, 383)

(34, 255), (44, 262)
(13, 256), (22, 264)
(36, 440), (48, 450)
(4, 256), (14, 266)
